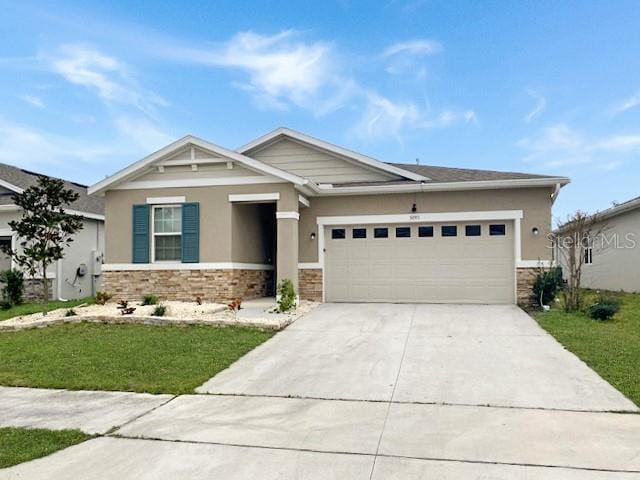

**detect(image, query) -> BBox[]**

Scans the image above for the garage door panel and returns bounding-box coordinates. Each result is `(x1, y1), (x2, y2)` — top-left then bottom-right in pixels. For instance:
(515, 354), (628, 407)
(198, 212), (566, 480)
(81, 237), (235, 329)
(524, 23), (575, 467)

(325, 221), (515, 304)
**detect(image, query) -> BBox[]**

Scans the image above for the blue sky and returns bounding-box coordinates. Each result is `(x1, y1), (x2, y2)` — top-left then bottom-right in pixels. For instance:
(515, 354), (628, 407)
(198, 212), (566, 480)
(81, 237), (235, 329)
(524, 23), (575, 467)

(1, 1), (639, 222)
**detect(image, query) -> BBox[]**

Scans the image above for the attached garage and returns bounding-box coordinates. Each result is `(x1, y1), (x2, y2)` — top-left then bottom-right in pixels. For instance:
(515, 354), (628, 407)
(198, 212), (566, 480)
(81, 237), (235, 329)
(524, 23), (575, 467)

(324, 220), (515, 304)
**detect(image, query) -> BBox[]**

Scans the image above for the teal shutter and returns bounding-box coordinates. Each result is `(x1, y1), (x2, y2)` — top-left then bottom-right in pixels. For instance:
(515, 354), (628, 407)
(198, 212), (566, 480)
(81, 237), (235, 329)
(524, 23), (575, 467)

(181, 203), (199, 263)
(132, 204), (150, 263)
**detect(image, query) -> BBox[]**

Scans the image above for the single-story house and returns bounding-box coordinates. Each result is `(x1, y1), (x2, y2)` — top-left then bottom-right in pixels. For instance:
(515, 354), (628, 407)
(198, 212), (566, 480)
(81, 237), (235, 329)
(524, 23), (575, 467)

(89, 128), (569, 305)
(0, 163), (105, 300)
(556, 196), (640, 293)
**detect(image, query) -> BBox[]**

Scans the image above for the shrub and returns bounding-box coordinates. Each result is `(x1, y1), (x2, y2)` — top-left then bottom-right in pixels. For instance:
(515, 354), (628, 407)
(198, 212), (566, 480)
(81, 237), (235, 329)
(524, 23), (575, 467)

(276, 279), (296, 313)
(532, 266), (563, 307)
(0, 300), (12, 310)
(588, 297), (620, 321)
(0, 269), (24, 307)
(65, 309), (77, 317)
(142, 294), (158, 306)
(152, 304), (167, 317)
(95, 291), (113, 305)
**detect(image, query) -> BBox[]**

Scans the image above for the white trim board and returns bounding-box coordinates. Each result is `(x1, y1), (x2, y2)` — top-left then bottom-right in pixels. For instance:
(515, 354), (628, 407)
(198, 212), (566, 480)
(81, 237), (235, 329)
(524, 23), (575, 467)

(298, 262), (322, 269)
(276, 211), (300, 220)
(114, 176), (286, 190)
(0, 204), (104, 221)
(103, 263), (274, 271)
(298, 195), (310, 208)
(146, 196), (186, 204)
(0, 178), (24, 194)
(316, 210), (524, 226)
(517, 260), (552, 268)
(228, 193), (280, 203)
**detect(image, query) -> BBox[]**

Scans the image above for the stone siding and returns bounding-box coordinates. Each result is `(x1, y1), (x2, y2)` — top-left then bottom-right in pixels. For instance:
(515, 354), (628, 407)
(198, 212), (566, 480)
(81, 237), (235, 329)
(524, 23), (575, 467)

(516, 267), (539, 307)
(298, 268), (323, 302)
(24, 279), (53, 302)
(103, 269), (274, 303)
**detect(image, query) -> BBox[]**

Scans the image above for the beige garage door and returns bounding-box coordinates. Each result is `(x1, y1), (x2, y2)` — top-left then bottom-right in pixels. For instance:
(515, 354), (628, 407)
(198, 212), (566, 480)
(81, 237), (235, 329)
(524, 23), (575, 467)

(324, 221), (515, 304)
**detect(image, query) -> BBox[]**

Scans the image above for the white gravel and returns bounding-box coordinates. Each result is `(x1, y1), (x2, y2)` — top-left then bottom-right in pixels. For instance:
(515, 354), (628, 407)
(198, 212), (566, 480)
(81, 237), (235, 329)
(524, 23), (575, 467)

(0, 299), (319, 332)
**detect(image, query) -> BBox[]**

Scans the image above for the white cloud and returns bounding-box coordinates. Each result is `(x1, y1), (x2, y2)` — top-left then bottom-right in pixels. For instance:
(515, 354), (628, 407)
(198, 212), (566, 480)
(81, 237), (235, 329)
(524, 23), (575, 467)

(613, 90), (640, 114)
(114, 115), (174, 152)
(0, 118), (114, 169)
(168, 31), (348, 114)
(523, 89), (546, 122)
(517, 123), (640, 169)
(353, 92), (476, 141)
(49, 44), (167, 116)
(381, 39), (442, 76)
(21, 95), (45, 108)
(381, 39), (442, 58)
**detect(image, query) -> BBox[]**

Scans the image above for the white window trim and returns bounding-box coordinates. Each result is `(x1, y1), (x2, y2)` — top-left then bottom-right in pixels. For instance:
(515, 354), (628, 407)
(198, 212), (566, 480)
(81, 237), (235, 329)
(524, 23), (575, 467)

(151, 204), (182, 264)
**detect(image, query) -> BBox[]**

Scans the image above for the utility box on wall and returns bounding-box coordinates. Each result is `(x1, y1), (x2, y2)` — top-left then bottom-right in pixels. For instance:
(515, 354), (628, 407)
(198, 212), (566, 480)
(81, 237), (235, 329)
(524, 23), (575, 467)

(91, 250), (103, 276)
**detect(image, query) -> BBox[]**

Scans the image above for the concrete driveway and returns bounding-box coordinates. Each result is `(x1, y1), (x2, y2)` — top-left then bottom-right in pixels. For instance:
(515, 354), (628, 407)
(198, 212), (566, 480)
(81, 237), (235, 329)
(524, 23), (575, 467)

(2, 304), (639, 479)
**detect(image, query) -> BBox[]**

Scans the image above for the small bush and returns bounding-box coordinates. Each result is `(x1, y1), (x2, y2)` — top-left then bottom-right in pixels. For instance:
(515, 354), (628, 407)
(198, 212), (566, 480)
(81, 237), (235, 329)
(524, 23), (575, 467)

(65, 309), (77, 317)
(142, 294), (158, 306)
(276, 279), (296, 313)
(152, 304), (167, 317)
(0, 300), (12, 310)
(0, 270), (24, 307)
(588, 297), (620, 321)
(95, 291), (113, 305)
(532, 266), (563, 307)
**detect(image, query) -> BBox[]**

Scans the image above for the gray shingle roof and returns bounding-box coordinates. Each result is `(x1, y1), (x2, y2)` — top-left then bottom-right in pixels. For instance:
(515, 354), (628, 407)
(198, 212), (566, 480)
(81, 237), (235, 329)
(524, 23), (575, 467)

(331, 162), (560, 187)
(0, 163), (104, 216)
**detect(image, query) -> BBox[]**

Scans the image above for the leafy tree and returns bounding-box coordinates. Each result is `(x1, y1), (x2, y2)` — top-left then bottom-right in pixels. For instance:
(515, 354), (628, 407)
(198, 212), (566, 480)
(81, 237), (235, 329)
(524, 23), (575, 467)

(0, 177), (83, 301)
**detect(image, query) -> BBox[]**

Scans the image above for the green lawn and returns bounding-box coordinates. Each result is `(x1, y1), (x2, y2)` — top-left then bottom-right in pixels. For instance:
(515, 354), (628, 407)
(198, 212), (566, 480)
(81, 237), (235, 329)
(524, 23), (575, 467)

(0, 427), (89, 469)
(0, 323), (273, 394)
(537, 290), (640, 407)
(0, 297), (95, 322)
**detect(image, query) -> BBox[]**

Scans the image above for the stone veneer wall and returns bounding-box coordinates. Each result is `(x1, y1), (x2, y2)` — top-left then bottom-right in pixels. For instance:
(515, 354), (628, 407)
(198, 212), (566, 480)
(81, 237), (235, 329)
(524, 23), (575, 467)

(516, 267), (539, 307)
(24, 279), (53, 302)
(298, 268), (323, 302)
(103, 269), (274, 303)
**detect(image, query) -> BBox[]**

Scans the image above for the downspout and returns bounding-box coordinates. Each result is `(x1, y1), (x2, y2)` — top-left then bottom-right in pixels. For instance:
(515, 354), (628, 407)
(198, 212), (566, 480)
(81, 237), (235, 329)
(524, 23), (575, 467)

(551, 183), (561, 205)
(56, 259), (67, 301)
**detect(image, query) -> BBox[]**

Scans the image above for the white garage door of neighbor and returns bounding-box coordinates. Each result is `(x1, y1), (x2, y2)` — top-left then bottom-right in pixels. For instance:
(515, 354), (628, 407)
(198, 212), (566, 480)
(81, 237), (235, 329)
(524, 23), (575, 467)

(324, 221), (515, 304)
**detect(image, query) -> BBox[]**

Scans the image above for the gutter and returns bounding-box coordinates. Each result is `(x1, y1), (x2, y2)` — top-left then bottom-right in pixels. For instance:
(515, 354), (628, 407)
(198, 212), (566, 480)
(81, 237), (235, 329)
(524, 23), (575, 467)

(305, 177), (571, 196)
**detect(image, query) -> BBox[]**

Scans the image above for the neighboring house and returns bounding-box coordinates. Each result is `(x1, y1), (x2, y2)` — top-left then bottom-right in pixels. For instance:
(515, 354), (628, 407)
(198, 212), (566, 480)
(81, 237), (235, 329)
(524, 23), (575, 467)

(0, 163), (105, 300)
(556, 196), (640, 293)
(89, 127), (569, 305)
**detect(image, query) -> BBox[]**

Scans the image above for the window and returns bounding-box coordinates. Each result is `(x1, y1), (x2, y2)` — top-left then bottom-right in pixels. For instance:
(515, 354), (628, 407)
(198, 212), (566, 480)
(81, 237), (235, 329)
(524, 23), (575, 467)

(465, 225), (481, 237)
(584, 247), (593, 265)
(395, 227), (411, 238)
(331, 228), (346, 239)
(441, 225), (457, 237)
(352, 228), (367, 239)
(489, 224), (506, 236)
(374, 227), (388, 238)
(418, 226), (434, 238)
(153, 206), (182, 262)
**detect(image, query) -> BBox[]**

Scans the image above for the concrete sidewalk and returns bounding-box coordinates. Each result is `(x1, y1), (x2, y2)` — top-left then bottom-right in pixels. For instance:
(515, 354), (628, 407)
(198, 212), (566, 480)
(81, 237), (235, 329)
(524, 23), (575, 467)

(0, 386), (172, 434)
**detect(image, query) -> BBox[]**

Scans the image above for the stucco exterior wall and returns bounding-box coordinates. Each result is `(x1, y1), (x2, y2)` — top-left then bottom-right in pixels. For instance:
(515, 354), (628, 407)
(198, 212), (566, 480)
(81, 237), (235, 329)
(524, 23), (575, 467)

(0, 210), (103, 300)
(104, 183), (297, 264)
(298, 187), (554, 263)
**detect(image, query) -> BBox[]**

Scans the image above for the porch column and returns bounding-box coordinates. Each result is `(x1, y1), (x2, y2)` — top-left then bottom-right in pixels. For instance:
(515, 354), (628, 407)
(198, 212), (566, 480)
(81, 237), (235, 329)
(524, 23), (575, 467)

(276, 210), (299, 294)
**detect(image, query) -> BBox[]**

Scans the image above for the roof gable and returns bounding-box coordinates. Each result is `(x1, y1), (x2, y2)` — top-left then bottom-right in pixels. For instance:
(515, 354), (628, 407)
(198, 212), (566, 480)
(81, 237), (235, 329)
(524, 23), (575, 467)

(238, 127), (429, 183)
(88, 135), (308, 195)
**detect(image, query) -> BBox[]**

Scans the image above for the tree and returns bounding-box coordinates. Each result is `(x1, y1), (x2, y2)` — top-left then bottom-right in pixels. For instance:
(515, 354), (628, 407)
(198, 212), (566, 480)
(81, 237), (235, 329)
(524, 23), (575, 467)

(553, 210), (602, 312)
(1, 177), (83, 301)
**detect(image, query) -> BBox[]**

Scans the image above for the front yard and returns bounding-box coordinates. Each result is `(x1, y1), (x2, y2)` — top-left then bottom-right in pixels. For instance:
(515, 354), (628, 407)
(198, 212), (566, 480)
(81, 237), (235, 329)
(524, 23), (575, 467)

(537, 290), (640, 407)
(0, 427), (89, 468)
(0, 298), (95, 322)
(0, 323), (273, 394)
